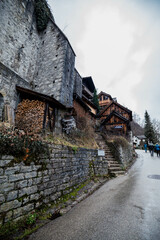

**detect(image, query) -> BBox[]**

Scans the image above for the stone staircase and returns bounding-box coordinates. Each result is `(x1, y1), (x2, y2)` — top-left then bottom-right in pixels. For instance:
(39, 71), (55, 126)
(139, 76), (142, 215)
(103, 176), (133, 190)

(95, 134), (125, 177)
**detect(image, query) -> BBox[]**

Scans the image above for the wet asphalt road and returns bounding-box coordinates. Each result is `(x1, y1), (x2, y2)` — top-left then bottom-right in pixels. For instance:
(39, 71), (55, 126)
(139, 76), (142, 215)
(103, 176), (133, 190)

(29, 150), (160, 240)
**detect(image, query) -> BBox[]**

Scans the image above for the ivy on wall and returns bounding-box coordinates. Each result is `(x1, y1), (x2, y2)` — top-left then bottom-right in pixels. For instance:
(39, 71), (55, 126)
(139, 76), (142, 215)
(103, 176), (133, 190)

(34, 0), (54, 32)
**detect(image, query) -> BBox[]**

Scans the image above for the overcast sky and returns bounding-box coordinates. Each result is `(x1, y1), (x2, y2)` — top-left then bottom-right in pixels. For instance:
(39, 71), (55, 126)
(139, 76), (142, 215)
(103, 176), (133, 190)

(48, 0), (160, 120)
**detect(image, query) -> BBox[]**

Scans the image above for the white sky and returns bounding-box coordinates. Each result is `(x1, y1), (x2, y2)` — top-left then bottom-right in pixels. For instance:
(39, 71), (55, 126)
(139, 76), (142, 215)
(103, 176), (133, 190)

(48, 0), (160, 120)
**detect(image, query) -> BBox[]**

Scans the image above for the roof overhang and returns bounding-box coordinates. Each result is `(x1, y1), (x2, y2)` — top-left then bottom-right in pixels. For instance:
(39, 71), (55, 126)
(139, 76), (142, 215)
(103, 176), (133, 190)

(16, 86), (66, 109)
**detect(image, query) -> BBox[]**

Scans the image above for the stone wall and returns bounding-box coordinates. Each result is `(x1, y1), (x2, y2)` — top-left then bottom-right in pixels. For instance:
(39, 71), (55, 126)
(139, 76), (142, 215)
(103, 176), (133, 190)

(0, 0), (77, 110)
(0, 144), (108, 224)
(0, 0), (39, 82)
(34, 21), (75, 107)
(119, 144), (133, 167)
(74, 69), (82, 98)
(0, 62), (30, 124)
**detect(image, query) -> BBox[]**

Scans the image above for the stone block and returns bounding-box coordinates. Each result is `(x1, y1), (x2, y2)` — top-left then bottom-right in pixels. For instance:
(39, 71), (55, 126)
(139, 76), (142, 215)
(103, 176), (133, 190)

(43, 176), (50, 183)
(38, 171), (42, 177)
(36, 202), (42, 208)
(0, 176), (8, 184)
(1, 156), (14, 160)
(13, 203), (34, 219)
(0, 160), (12, 167)
(16, 180), (28, 189)
(19, 186), (37, 198)
(23, 196), (30, 205)
(4, 211), (13, 223)
(25, 171), (37, 179)
(43, 187), (56, 196)
(32, 165), (41, 171)
(0, 194), (5, 204)
(46, 181), (55, 188)
(9, 174), (24, 182)
(43, 197), (49, 204)
(48, 169), (55, 175)
(28, 179), (33, 187)
(32, 177), (42, 185)
(42, 170), (48, 176)
(20, 166), (32, 173)
(0, 200), (21, 213)
(38, 182), (47, 191)
(7, 191), (18, 201)
(5, 166), (20, 175)
(30, 193), (40, 201)
(0, 168), (3, 175)
(0, 182), (14, 193)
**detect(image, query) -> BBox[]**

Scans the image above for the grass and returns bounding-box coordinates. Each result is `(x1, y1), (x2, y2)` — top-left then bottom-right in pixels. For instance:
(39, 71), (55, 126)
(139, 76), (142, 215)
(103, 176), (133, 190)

(45, 133), (98, 149)
(14, 224), (43, 240)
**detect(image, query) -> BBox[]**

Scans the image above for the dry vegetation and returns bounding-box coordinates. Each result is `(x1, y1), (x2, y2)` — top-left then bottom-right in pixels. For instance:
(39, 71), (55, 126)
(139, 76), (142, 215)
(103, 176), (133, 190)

(46, 116), (98, 149)
(15, 101), (98, 149)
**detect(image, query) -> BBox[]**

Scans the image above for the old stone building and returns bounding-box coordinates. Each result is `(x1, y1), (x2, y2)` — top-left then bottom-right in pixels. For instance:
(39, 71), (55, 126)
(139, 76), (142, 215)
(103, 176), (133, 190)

(0, 0), (88, 132)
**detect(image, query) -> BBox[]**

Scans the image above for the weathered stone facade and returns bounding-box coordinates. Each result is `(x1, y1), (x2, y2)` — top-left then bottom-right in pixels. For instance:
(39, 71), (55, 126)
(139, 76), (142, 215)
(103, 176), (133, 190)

(0, 0), (81, 125)
(0, 62), (30, 124)
(74, 69), (82, 98)
(119, 144), (133, 167)
(0, 145), (108, 224)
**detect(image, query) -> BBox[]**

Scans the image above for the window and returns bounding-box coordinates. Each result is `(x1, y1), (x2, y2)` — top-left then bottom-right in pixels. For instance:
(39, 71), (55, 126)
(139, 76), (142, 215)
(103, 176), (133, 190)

(104, 96), (108, 100)
(0, 93), (4, 121)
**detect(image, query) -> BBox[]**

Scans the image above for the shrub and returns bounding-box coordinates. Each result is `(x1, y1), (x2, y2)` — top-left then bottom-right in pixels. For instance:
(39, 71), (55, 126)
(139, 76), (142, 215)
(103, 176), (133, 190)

(0, 125), (49, 161)
(26, 212), (37, 226)
(34, 0), (53, 32)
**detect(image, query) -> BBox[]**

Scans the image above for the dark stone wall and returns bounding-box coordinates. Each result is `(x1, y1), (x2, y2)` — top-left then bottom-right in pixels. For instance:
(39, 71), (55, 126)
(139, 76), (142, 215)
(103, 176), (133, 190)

(0, 0), (77, 109)
(74, 69), (82, 98)
(0, 145), (108, 224)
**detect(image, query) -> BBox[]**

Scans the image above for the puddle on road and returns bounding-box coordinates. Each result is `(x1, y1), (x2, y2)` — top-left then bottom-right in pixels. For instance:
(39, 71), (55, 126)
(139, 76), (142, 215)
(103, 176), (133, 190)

(147, 175), (160, 180)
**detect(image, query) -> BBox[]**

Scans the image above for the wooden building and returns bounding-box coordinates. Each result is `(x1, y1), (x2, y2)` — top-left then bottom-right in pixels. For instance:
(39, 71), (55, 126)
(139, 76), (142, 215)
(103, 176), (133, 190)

(98, 93), (132, 135)
(82, 77), (98, 115)
(98, 91), (113, 110)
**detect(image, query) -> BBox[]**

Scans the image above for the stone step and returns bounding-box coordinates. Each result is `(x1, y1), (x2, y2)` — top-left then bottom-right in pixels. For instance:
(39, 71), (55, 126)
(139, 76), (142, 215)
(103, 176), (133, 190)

(111, 171), (125, 176)
(95, 134), (126, 178)
(109, 167), (123, 171)
(107, 160), (119, 164)
(106, 157), (115, 161)
(108, 163), (120, 167)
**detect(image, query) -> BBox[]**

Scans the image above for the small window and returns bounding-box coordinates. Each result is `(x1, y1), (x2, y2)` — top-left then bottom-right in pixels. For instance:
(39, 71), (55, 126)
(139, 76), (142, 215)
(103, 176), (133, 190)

(104, 96), (108, 100)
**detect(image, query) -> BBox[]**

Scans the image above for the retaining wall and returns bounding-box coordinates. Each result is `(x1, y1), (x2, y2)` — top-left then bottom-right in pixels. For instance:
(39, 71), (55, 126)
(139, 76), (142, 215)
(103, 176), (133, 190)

(0, 144), (108, 225)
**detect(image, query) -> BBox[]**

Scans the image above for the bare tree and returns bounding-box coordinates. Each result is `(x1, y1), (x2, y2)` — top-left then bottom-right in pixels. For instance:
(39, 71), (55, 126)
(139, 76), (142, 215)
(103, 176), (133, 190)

(152, 118), (160, 142)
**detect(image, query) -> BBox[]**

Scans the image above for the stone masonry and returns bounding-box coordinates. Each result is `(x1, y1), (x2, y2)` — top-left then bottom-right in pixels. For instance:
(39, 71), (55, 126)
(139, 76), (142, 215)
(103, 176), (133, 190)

(0, 144), (108, 225)
(0, 0), (81, 125)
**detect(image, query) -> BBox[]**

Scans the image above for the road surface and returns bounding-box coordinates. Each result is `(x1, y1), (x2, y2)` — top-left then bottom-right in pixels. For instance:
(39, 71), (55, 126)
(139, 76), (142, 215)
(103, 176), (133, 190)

(29, 150), (160, 240)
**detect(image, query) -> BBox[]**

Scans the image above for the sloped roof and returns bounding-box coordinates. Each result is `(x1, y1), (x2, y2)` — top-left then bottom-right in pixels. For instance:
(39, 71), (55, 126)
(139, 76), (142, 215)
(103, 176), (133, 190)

(98, 91), (112, 99)
(16, 86), (66, 109)
(82, 77), (95, 93)
(98, 100), (132, 119)
(101, 111), (129, 125)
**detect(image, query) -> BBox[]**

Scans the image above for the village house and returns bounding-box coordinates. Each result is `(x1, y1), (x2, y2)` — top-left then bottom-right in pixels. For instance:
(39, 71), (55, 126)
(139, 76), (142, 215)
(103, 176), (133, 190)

(98, 91), (132, 135)
(0, 0), (132, 137)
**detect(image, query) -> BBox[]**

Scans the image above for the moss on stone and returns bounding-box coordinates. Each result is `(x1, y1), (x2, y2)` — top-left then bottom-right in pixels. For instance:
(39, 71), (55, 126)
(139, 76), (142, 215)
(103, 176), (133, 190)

(34, 0), (53, 32)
